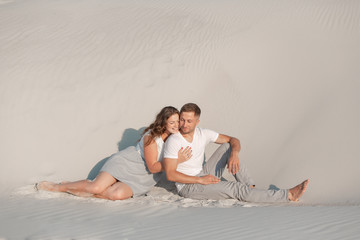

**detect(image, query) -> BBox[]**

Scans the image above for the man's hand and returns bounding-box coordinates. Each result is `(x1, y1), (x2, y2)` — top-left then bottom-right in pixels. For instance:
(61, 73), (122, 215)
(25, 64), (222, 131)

(227, 153), (240, 175)
(198, 175), (220, 185)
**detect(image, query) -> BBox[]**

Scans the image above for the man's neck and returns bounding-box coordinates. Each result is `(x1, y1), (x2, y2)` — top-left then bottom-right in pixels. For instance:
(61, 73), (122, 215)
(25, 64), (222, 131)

(180, 129), (195, 143)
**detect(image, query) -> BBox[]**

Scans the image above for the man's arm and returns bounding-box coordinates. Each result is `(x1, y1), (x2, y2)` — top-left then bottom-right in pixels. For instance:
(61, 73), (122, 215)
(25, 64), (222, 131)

(215, 134), (241, 174)
(163, 158), (220, 185)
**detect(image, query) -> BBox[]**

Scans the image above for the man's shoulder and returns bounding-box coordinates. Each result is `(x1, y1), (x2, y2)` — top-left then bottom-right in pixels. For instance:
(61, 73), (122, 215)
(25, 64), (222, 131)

(195, 127), (219, 142)
(195, 127), (216, 135)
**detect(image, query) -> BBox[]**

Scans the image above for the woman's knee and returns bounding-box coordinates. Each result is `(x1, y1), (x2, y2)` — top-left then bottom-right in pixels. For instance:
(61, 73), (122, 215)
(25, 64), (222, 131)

(87, 172), (117, 194)
(108, 189), (132, 200)
(86, 182), (106, 194)
(105, 183), (133, 200)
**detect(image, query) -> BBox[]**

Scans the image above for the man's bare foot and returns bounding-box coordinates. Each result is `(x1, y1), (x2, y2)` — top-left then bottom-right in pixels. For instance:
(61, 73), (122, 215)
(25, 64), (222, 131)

(250, 185), (255, 189)
(288, 179), (309, 201)
(35, 181), (58, 191)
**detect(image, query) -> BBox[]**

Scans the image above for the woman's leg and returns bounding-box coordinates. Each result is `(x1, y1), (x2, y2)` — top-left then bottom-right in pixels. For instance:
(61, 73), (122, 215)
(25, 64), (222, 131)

(94, 182), (133, 200)
(37, 172), (117, 196)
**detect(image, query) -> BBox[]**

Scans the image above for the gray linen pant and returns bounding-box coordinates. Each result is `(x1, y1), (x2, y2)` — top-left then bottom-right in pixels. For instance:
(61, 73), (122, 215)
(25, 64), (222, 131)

(178, 143), (289, 203)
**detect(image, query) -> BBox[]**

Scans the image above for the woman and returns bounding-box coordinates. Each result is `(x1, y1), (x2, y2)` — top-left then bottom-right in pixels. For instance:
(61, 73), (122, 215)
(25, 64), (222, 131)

(36, 106), (192, 200)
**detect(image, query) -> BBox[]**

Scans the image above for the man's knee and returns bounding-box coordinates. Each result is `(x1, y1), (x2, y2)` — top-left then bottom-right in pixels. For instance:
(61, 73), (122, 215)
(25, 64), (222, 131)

(221, 143), (230, 149)
(215, 143), (230, 153)
(216, 143), (231, 157)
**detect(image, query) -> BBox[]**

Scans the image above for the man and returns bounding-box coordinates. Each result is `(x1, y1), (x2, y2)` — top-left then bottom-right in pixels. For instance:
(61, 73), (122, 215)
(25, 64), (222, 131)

(163, 103), (309, 203)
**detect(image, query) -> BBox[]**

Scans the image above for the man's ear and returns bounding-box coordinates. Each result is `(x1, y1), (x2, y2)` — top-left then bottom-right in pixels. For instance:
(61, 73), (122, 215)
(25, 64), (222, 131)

(196, 119), (200, 126)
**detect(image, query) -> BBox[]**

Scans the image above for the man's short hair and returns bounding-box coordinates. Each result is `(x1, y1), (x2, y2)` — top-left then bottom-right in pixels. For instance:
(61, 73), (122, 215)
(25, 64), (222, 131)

(180, 103), (201, 117)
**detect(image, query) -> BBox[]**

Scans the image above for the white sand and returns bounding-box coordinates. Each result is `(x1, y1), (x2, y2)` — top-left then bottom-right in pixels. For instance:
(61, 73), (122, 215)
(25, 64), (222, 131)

(1, 0), (360, 239)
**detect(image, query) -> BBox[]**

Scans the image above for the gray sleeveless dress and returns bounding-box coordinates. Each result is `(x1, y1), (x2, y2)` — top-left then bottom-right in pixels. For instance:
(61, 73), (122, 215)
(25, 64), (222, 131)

(100, 134), (164, 196)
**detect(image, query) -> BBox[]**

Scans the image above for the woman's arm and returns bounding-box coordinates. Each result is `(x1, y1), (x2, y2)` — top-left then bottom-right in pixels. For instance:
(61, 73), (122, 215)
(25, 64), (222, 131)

(144, 136), (192, 173)
(177, 146), (192, 164)
(143, 135), (163, 174)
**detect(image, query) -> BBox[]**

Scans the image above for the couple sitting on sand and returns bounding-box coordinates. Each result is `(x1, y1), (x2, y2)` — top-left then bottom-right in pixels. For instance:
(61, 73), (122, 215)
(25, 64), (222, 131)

(37, 103), (309, 202)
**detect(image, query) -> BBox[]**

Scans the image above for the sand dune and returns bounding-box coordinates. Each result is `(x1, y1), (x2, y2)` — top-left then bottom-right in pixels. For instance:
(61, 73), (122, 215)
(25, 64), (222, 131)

(2, 0), (359, 204)
(1, 0), (360, 238)
(2, 190), (360, 239)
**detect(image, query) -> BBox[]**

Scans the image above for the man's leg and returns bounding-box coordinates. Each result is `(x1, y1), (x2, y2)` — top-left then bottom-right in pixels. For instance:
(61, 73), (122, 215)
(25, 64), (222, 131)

(203, 143), (255, 186)
(179, 181), (289, 203)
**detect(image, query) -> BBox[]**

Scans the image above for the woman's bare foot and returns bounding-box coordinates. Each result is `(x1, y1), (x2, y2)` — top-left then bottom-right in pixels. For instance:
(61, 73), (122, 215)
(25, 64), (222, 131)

(35, 181), (58, 191)
(288, 179), (309, 201)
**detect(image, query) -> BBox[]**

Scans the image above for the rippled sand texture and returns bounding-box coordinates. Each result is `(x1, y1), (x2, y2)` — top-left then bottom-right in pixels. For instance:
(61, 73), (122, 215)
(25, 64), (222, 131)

(1, 195), (360, 239)
(1, 0), (360, 206)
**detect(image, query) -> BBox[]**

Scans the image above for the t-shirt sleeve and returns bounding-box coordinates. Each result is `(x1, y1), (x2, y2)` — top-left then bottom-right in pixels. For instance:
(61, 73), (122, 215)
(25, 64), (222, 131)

(203, 128), (219, 144)
(163, 135), (182, 159)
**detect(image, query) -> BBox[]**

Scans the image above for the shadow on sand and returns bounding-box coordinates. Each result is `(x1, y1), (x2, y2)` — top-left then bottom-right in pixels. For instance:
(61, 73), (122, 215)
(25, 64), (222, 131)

(87, 127), (146, 180)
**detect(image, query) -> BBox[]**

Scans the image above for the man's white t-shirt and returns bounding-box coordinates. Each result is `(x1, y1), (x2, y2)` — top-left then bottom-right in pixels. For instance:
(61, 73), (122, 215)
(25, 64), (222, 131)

(164, 127), (219, 191)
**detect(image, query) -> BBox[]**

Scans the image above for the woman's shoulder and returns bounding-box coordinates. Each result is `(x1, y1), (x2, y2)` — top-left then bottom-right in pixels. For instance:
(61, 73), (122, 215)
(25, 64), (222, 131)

(143, 132), (163, 146)
(142, 133), (153, 143)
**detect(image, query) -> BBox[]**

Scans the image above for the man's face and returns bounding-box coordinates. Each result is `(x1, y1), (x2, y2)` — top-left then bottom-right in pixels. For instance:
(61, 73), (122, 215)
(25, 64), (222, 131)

(180, 111), (199, 134)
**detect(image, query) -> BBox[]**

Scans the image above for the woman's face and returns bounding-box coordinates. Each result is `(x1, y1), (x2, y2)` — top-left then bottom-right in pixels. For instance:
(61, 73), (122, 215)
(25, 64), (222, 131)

(166, 114), (180, 134)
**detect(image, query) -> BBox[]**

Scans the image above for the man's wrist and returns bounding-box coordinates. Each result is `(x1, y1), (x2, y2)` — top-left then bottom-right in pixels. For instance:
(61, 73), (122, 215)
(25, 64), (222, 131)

(230, 151), (240, 157)
(195, 176), (202, 184)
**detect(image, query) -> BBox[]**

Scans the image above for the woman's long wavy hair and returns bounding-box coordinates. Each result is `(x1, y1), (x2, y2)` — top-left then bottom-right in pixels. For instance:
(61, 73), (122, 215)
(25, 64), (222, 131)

(142, 106), (179, 146)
